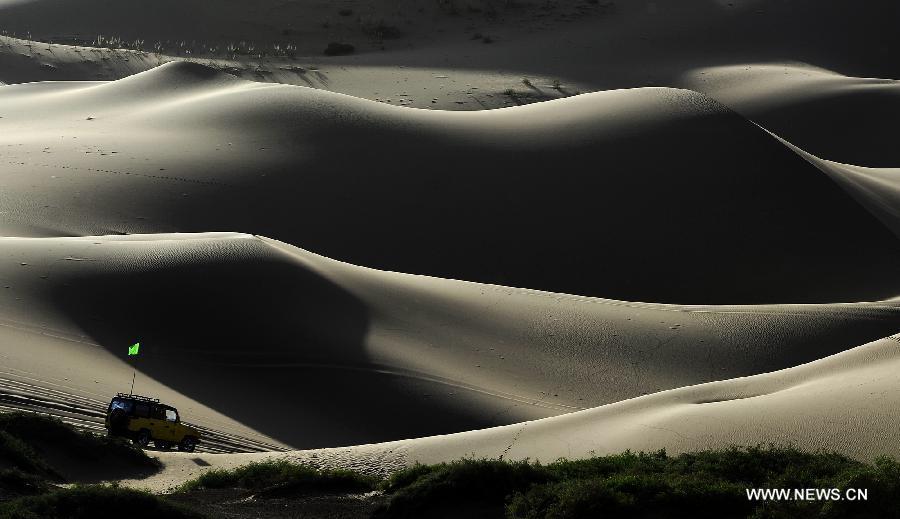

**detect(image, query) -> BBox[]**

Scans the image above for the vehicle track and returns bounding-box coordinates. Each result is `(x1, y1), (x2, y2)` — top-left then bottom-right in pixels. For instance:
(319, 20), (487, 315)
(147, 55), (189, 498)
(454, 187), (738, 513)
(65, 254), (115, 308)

(0, 376), (286, 454)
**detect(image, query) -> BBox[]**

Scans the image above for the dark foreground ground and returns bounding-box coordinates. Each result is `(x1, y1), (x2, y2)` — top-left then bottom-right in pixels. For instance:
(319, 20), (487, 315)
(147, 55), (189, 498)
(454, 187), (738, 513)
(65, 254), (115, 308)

(2, 413), (899, 519)
(166, 489), (383, 519)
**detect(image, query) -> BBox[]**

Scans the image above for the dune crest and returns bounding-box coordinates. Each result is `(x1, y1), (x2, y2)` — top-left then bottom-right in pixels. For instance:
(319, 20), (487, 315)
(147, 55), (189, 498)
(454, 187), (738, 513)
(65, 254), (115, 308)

(0, 2), (898, 506)
(1, 65), (898, 304)
(1, 232), (897, 451)
(776, 137), (900, 238)
(122, 330), (900, 489)
(683, 64), (900, 167)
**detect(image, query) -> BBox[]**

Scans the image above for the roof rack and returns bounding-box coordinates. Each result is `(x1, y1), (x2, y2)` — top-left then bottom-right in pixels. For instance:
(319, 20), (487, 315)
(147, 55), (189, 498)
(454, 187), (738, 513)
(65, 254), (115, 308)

(116, 393), (160, 403)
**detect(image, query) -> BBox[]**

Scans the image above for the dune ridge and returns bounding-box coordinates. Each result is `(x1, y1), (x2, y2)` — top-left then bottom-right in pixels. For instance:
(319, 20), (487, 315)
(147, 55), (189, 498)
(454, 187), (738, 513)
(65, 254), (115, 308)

(2, 62), (898, 304)
(1, 232), (898, 453)
(122, 330), (900, 490)
(1, 5), (899, 493)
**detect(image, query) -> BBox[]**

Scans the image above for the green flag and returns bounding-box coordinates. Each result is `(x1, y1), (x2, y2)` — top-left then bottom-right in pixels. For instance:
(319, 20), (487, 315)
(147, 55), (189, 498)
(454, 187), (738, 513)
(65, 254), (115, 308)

(128, 342), (140, 356)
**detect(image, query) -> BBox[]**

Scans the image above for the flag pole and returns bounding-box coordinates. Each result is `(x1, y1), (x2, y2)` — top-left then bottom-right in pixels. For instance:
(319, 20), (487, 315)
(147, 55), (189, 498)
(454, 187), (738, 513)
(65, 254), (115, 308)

(127, 342), (140, 395)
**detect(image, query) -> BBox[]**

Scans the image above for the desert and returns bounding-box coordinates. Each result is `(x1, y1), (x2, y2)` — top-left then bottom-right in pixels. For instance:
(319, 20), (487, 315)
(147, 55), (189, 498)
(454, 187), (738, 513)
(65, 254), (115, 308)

(0, 0), (898, 517)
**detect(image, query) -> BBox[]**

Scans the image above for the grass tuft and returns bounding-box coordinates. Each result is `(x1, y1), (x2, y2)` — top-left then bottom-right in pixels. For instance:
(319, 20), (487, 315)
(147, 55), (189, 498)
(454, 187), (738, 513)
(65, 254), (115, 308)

(374, 446), (900, 519)
(0, 485), (203, 519)
(176, 459), (378, 497)
(0, 469), (53, 501)
(0, 412), (158, 477)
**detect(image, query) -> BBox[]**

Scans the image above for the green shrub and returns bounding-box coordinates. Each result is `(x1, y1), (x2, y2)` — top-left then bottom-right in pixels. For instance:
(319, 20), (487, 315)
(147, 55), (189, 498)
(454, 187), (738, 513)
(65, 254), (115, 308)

(509, 474), (750, 519)
(374, 447), (900, 519)
(0, 485), (203, 519)
(176, 459), (377, 496)
(0, 470), (52, 500)
(0, 413), (158, 475)
(377, 459), (550, 518)
(0, 432), (56, 479)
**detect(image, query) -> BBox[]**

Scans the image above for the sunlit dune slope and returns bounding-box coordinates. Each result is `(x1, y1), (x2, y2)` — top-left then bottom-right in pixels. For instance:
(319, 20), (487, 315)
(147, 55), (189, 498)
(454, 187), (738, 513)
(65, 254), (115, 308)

(1, 232), (898, 449)
(392, 332), (900, 467)
(1, 62), (898, 304)
(122, 328), (900, 489)
(684, 64), (900, 167)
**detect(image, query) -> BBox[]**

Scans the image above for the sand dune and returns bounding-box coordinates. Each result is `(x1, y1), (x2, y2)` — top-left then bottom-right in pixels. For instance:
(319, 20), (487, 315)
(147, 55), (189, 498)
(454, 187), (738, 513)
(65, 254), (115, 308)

(2, 62), (898, 304)
(401, 332), (900, 464)
(683, 64), (900, 167)
(0, 35), (162, 85)
(1, 1), (898, 498)
(124, 331), (900, 490)
(1, 232), (898, 452)
(3, 0), (899, 114)
(774, 139), (900, 239)
(0, 0), (604, 59)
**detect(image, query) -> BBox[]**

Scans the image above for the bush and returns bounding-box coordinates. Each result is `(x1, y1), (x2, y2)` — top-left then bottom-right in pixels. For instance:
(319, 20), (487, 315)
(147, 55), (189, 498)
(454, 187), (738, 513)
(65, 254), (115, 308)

(0, 485), (203, 519)
(0, 470), (52, 501)
(0, 413), (158, 476)
(374, 447), (900, 519)
(377, 459), (550, 518)
(176, 459), (378, 496)
(0, 432), (56, 479)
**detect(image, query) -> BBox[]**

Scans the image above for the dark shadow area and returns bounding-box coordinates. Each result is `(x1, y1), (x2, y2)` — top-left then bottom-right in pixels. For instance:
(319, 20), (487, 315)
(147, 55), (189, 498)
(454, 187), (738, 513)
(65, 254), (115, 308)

(164, 98), (900, 304)
(51, 252), (525, 449)
(343, 0), (900, 87)
(0, 411), (159, 485)
(740, 88), (900, 168)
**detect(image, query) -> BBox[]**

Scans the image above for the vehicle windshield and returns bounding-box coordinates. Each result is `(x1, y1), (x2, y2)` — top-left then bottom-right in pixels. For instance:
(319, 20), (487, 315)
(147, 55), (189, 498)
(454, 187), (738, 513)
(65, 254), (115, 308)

(165, 409), (178, 422)
(110, 399), (133, 413)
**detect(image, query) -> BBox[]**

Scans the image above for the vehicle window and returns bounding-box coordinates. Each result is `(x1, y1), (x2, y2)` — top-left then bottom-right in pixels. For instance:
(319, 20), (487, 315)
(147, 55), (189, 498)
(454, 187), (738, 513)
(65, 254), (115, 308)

(165, 409), (178, 422)
(151, 406), (167, 420)
(134, 403), (150, 418)
(110, 399), (133, 413)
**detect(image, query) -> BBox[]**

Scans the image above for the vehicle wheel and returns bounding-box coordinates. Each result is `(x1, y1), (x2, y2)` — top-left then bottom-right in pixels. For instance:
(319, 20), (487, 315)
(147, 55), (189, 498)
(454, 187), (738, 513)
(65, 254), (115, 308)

(133, 429), (151, 447)
(178, 437), (197, 453)
(154, 440), (172, 450)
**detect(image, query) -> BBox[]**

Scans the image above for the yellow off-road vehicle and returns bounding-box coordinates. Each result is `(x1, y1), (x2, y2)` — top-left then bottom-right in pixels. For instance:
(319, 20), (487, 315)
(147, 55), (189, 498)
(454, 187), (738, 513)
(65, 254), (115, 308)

(105, 393), (201, 452)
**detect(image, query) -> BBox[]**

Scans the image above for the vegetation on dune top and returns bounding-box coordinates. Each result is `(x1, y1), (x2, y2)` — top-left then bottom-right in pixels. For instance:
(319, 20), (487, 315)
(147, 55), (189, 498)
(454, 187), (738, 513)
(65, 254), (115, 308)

(0, 412), (159, 479)
(0, 470), (52, 502)
(166, 446), (900, 518)
(374, 446), (900, 518)
(0, 431), (56, 480)
(0, 484), (204, 519)
(2, 413), (898, 519)
(175, 458), (379, 496)
(0, 412), (188, 517)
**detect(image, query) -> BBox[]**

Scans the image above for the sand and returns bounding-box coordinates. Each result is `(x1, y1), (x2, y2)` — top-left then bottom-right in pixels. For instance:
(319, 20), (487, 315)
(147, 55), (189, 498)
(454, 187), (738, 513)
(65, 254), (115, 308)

(122, 332), (900, 491)
(0, 0), (898, 492)
(1, 63), (897, 304)
(2, 232), (898, 487)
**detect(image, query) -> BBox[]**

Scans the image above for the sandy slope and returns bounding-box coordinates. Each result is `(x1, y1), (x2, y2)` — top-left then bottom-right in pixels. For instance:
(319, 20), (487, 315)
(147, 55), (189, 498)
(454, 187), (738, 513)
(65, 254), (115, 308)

(0, 0), (605, 57)
(3, 0), (899, 115)
(400, 333), (900, 464)
(775, 140), (900, 239)
(0, 35), (163, 84)
(682, 63), (900, 167)
(2, 62), (898, 304)
(123, 331), (900, 491)
(1, 232), (898, 457)
(3, 0), (897, 79)
(0, 0), (898, 491)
